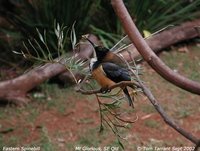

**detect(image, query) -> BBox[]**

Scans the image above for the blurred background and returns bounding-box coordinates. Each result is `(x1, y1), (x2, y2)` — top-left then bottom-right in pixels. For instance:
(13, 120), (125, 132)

(0, 0), (200, 150)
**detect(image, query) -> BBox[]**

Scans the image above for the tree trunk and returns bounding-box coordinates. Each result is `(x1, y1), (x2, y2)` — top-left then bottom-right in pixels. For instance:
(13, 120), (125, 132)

(0, 34), (98, 105)
(0, 62), (66, 105)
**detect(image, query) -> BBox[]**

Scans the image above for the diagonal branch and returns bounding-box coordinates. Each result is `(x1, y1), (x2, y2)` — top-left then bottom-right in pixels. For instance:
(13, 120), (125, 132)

(122, 55), (200, 145)
(0, 61), (66, 105)
(111, 0), (200, 95)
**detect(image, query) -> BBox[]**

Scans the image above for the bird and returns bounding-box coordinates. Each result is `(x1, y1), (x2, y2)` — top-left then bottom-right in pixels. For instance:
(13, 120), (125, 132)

(90, 57), (134, 107)
(85, 37), (135, 107)
(86, 38), (125, 66)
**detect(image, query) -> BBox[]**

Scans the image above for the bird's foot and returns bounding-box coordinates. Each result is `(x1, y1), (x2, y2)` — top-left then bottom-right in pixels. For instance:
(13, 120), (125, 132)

(100, 87), (111, 94)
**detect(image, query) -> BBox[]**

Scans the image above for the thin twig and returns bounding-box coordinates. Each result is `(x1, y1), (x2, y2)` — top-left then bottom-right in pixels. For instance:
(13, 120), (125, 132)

(111, 35), (128, 51)
(102, 103), (138, 123)
(194, 141), (200, 151)
(95, 94), (104, 132)
(102, 116), (127, 140)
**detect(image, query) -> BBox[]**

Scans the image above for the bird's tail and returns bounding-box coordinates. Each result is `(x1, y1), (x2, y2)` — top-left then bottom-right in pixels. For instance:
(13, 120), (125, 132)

(123, 87), (134, 107)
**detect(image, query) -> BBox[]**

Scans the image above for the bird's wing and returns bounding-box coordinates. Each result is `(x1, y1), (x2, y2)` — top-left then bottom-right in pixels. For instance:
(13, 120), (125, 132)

(101, 62), (131, 83)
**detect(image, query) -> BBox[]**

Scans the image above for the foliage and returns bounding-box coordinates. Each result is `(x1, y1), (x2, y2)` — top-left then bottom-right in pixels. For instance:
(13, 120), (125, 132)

(0, 0), (99, 64)
(0, 0), (200, 61)
(87, 0), (200, 44)
(126, 0), (200, 33)
(0, 0), (200, 54)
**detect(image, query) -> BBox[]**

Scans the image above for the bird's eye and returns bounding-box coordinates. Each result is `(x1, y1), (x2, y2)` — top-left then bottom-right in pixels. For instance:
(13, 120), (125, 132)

(99, 46), (103, 50)
(97, 46), (108, 52)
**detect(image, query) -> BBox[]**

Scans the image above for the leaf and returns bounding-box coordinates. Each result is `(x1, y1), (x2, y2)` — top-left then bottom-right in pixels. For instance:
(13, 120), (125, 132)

(12, 51), (22, 55)
(28, 39), (40, 58)
(143, 30), (151, 38)
(57, 23), (60, 33)
(117, 139), (125, 150)
(36, 28), (45, 44)
(21, 51), (27, 58)
(34, 39), (47, 60)
(70, 21), (77, 50)
(0, 127), (14, 134)
(99, 125), (104, 133)
(103, 100), (121, 109)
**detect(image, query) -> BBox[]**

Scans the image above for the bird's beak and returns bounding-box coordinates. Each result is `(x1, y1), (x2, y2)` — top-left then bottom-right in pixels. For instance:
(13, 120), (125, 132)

(85, 38), (98, 48)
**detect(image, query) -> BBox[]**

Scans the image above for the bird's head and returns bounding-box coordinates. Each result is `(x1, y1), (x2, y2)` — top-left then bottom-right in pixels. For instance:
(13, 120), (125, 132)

(94, 46), (109, 61)
(85, 38), (109, 61)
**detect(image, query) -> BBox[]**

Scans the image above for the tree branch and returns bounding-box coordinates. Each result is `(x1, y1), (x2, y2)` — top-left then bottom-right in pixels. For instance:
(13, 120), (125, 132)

(120, 54), (200, 145)
(111, 0), (200, 95)
(0, 61), (66, 105)
(76, 81), (139, 95)
(121, 19), (200, 61)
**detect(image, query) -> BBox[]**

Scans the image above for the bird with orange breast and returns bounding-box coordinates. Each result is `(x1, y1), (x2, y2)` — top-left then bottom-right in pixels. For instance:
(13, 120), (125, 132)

(87, 39), (134, 107)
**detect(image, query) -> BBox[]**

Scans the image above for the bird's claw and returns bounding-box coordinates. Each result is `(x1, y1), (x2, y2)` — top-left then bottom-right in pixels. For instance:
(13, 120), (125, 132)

(100, 87), (111, 94)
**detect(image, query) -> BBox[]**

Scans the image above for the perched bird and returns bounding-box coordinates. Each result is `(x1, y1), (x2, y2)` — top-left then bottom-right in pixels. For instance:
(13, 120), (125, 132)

(86, 37), (134, 107)
(90, 57), (134, 107)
